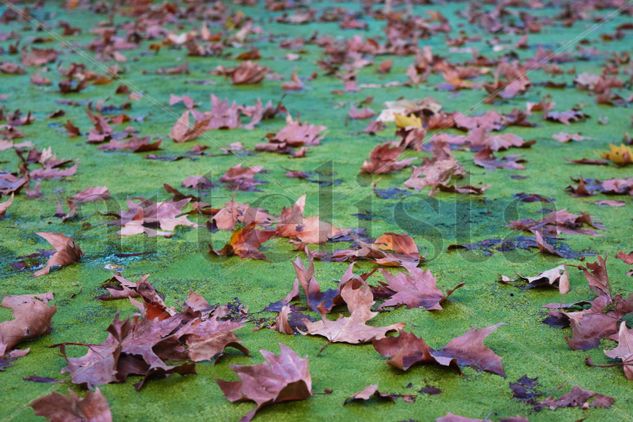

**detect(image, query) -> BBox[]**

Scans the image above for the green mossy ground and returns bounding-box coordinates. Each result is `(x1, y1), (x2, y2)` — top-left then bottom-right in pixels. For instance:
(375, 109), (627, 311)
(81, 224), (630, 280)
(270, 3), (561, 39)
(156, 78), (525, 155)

(1, 1), (633, 421)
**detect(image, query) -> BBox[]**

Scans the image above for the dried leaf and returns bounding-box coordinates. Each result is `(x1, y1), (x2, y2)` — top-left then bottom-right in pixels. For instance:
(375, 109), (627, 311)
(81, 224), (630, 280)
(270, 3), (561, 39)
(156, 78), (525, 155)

(373, 324), (505, 376)
(302, 282), (404, 344)
(378, 267), (463, 310)
(218, 344), (311, 422)
(31, 389), (112, 422)
(0, 293), (56, 358)
(34, 233), (83, 277)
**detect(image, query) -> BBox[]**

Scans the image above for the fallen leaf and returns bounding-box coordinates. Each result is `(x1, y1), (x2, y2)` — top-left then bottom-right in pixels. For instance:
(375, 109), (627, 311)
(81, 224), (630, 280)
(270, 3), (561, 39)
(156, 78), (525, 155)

(218, 344), (311, 422)
(302, 282), (405, 344)
(602, 144), (633, 166)
(616, 251), (633, 265)
(34, 233), (83, 277)
(377, 267), (464, 310)
(344, 384), (415, 404)
(537, 386), (614, 410)
(220, 164), (264, 191)
(276, 195), (346, 244)
(373, 324), (505, 376)
(118, 198), (197, 237)
(360, 142), (414, 174)
(522, 265), (570, 294)
(211, 223), (275, 260)
(31, 389), (112, 422)
(604, 321), (633, 380)
(169, 111), (210, 143)
(0, 293), (56, 358)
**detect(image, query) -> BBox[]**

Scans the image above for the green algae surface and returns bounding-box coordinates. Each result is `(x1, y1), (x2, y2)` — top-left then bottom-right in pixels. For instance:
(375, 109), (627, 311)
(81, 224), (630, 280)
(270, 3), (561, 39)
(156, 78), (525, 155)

(1, 1), (633, 421)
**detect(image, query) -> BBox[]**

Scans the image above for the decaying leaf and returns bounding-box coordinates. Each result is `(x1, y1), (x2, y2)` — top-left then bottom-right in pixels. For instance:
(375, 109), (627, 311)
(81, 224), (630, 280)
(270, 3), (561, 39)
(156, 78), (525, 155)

(34, 232), (83, 277)
(538, 386), (614, 410)
(118, 198), (197, 237)
(218, 344), (311, 422)
(604, 322), (633, 380)
(58, 288), (247, 389)
(373, 324), (505, 376)
(517, 265), (570, 294)
(405, 143), (487, 195)
(211, 223), (275, 260)
(220, 164), (264, 191)
(257, 118), (326, 157)
(276, 195), (346, 244)
(544, 257), (633, 350)
(31, 389), (112, 422)
(344, 384), (415, 404)
(210, 201), (274, 231)
(0, 293), (56, 360)
(169, 111), (210, 143)
(360, 142), (414, 174)
(602, 144), (633, 166)
(325, 232), (422, 268)
(377, 267), (464, 310)
(302, 282), (404, 344)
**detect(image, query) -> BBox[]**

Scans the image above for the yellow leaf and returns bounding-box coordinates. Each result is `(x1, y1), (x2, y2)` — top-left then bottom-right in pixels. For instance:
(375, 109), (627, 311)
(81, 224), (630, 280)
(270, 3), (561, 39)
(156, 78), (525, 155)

(602, 144), (633, 166)
(394, 113), (422, 129)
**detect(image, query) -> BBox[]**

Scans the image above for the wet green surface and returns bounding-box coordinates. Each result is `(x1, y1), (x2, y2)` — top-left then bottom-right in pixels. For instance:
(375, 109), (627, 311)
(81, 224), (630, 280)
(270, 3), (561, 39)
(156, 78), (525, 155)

(1, 1), (633, 421)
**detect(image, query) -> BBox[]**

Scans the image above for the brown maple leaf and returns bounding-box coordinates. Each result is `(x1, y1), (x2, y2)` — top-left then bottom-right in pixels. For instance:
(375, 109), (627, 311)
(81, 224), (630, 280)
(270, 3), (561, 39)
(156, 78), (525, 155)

(182, 175), (213, 190)
(537, 386), (614, 410)
(170, 111), (211, 143)
(518, 265), (570, 294)
(97, 273), (149, 301)
(31, 389), (112, 422)
(344, 384), (415, 404)
(405, 142), (487, 195)
(510, 209), (601, 237)
(301, 282), (405, 344)
(257, 118), (326, 157)
(33, 232), (83, 277)
(0, 173), (27, 195)
(231, 61), (268, 85)
(616, 251), (633, 265)
(0, 293), (56, 359)
(276, 195), (346, 244)
(545, 257), (633, 350)
(60, 186), (110, 220)
(22, 47), (58, 66)
(378, 267), (464, 310)
(210, 201), (274, 231)
(373, 324), (505, 376)
(473, 148), (525, 171)
(218, 344), (312, 422)
(0, 62), (25, 74)
(60, 290), (246, 389)
(211, 223), (275, 260)
(289, 252), (341, 314)
(118, 198), (197, 237)
(99, 135), (162, 153)
(171, 314), (248, 362)
(604, 321), (633, 380)
(326, 232), (422, 268)
(545, 109), (588, 125)
(220, 164), (264, 191)
(360, 142), (414, 174)
(349, 106), (375, 120)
